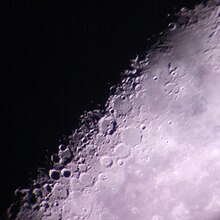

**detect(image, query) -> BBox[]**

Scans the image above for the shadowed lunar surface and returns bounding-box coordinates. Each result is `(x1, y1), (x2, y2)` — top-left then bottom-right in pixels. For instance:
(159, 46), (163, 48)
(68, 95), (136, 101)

(6, 1), (220, 220)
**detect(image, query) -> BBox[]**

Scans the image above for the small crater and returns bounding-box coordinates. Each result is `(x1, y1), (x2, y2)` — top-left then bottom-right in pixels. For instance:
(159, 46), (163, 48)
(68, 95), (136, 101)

(98, 173), (107, 180)
(153, 75), (158, 80)
(140, 124), (146, 130)
(100, 156), (113, 168)
(98, 116), (116, 135)
(59, 144), (66, 151)
(61, 168), (71, 178)
(168, 22), (176, 31)
(49, 169), (60, 180)
(113, 143), (130, 158)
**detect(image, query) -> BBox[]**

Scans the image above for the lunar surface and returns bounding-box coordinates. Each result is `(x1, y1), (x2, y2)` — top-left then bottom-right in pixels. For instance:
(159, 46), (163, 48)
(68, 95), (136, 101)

(6, 1), (220, 220)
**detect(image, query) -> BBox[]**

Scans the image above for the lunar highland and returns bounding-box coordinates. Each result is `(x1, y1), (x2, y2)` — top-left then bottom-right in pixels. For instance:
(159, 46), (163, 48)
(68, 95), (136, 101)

(6, 1), (220, 220)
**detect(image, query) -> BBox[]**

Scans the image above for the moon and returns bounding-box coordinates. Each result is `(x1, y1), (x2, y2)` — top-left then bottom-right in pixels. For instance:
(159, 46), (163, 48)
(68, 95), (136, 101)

(7, 1), (220, 220)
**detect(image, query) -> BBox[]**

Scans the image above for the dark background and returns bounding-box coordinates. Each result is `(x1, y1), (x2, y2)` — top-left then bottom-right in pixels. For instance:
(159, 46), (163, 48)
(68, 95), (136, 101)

(2, 0), (202, 216)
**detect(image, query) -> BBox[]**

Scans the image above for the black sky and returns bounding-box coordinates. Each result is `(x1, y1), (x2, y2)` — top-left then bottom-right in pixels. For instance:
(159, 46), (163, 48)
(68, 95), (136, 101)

(2, 0), (203, 216)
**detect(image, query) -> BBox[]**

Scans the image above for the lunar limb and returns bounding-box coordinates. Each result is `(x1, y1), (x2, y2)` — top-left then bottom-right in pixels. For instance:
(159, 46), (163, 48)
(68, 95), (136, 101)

(6, 1), (220, 220)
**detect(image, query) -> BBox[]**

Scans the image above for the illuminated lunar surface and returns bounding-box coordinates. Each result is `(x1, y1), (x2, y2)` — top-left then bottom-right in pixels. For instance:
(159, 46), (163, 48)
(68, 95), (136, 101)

(7, 1), (220, 220)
